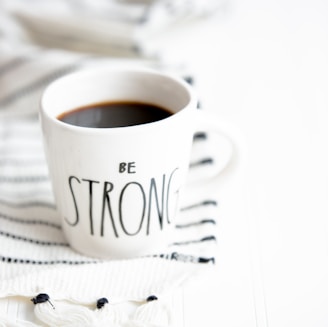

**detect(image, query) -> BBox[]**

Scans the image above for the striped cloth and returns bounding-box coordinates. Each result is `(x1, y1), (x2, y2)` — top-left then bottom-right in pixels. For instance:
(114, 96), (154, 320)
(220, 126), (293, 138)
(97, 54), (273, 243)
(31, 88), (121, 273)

(0, 0), (226, 58)
(0, 51), (228, 325)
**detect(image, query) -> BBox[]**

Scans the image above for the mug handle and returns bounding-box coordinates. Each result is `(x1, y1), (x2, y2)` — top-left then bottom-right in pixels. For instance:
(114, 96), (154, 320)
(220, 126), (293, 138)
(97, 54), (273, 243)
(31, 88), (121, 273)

(186, 110), (238, 185)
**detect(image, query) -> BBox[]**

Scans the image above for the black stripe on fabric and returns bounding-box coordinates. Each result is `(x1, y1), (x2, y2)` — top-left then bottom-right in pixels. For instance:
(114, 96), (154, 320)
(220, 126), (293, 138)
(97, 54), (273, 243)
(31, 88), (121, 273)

(152, 252), (215, 264)
(0, 144), (43, 152)
(198, 257), (215, 264)
(193, 132), (207, 141)
(189, 157), (214, 168)
(0, 256), (98, 265)
(0, 211), (61, 229)
(183, 76), (194, 85)
(170, 235), (217, 246)
(0, 57), (30, 75)
(0, 230), (68, 246)
(0, 64), (80, 108)
(0, 175), (49, 183)
(175, 218), (216, 228)
(0, 254), (214, 265)
(0, 130), (40, 138)
(0, 198), (56, 209)
(0, 158), (45, 166)
(180, 200), (218, 211)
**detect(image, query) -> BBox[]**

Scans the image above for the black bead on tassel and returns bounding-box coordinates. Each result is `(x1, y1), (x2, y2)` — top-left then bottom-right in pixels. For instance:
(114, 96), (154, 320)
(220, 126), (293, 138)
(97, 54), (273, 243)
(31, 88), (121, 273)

(31, 293), (55, 309)
(146, 295), (158, 302)
(97, 297), (109, 309)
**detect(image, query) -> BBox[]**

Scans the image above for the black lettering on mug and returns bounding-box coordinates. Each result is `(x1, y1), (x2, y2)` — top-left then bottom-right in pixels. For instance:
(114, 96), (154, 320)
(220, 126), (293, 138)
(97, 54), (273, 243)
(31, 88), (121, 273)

(119, 162), (126, 173)
(100, 181), (118, 237)
(146, 175), (165, 235)
(66, 176), (80, 226)
(119, 182), (146, 236)
(166, 168), (179, 224)
(119, 162), (136, 174)
(65, 167), (180, 238)
(81, 179), (100, 235)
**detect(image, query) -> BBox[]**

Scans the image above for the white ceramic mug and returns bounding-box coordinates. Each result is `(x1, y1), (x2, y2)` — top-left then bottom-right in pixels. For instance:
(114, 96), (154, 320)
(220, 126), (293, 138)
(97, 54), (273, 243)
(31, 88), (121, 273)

(40, 68), (232, 259)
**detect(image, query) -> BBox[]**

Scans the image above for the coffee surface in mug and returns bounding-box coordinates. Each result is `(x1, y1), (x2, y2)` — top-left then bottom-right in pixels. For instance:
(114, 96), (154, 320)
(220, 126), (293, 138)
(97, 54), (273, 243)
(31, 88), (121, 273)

(57, 101), (173, 128)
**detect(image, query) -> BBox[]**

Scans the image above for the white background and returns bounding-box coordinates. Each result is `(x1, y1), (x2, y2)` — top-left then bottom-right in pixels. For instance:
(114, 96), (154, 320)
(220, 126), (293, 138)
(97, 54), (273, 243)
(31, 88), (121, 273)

(163, 0), (328, 325)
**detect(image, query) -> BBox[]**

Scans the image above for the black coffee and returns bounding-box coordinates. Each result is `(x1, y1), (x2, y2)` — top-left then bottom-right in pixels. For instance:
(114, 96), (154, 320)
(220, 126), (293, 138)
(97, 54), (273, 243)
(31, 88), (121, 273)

(57, 101), (173, 128)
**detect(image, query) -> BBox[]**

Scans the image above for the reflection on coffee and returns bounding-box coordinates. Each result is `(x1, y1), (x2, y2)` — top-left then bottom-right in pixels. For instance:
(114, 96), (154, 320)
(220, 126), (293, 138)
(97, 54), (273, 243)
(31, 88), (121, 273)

(57, 101), (173, 128)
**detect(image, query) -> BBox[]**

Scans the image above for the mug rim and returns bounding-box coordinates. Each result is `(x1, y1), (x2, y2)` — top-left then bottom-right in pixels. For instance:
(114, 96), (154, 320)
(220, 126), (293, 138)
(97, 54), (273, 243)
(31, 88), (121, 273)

(40, 67), (197, 134)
